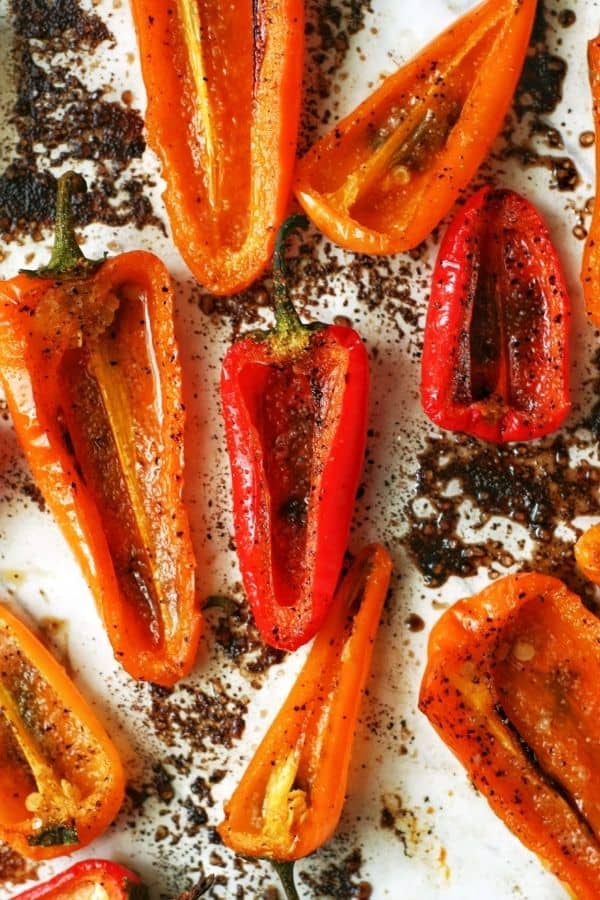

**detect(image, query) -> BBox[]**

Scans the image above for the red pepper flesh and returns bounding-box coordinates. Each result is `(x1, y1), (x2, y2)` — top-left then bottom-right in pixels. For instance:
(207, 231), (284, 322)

(421, 186), (571, 443)
(12, 860), (148, 900)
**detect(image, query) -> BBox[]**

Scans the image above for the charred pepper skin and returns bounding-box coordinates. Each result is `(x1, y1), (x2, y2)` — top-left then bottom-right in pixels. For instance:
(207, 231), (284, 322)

(294, 0), (537, 254)
(220, 218), (369, 651)
(0, 173), (201, 686)
(421, 186), (571, 443)
(0, 604), (124, 860)
(582, 37), (600, 327)
(129, 0), (304, 295)
(420, 573), (600, 900)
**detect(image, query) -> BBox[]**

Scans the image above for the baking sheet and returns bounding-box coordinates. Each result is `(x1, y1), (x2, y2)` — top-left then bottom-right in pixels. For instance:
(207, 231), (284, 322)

(0, 0), (594, 897)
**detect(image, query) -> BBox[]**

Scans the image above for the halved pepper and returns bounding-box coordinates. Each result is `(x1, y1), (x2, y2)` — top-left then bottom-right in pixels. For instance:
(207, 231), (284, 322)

(0, 173), (201, 686)
(294, 0), (536, 254)
(582, 36), (600, 328)
(12, 860), (147, 899)
(421, 186), (571, 442)
(0, 603), (124, 860)
(129, 0), (304, 295)
(218, 544), (392, 897)
(420, 572), (600, 900)
(220, 217), (369, 650)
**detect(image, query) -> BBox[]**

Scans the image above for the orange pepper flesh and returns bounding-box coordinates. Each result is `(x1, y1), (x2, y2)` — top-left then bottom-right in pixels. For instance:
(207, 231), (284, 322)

(294, 0), (536, 254)
(129, 0), (304, 295)
(218, 544), (392, 861)
(582, 36), (600, 327)
(0, 253), (200, 686)
(420, 573), (600, 900)
(0, 603), (124, 860)
(575, 523), (600, 585)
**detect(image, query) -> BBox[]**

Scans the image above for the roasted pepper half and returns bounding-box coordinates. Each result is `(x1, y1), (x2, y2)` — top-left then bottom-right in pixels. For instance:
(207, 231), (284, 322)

(421, 186), (571, 442)
(218, 545), (392, 897)
(13, 860), (147, 899)
(0, 604), (124, 859)
(129, 0), (304, 295)
(420, 572), (600, 900)
(0, 173), (201, 686)
(220, 217), (369, 650)
(582, 36), (600, 327)
(294, 0), (536, 254)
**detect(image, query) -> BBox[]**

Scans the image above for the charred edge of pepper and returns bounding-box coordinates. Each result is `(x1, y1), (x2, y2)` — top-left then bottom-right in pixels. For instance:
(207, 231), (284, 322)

(345, 554), (374, 620)
(125, 880), (151, 900)
(27, 823), (79, 847)
(494, 703), (597, 839)
(252, 0), (267, 94)
(22, 171), (104, 280)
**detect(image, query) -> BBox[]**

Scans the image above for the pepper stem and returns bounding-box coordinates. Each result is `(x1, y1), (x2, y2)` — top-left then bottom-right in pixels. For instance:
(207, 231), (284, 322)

(271, 861), (301, 900)
(26, 171), (102, 279)
(272, 215), (309, 337)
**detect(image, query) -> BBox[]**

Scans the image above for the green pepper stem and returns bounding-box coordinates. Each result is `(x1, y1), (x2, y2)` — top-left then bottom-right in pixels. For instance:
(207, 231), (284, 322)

(26, 171), (102, 279)
(271, 861), (301, 900)
(46, 172), (88, 272)
(272, 215), (309, 337)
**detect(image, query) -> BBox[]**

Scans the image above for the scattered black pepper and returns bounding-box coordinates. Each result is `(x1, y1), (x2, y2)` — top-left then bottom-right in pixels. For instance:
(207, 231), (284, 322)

(301, 0), (374, 153)
(0, 0), (163, 242)
(498, 0), (578, 193)
(146, 680), (247, 753)
(13, 0), (110, 46)
(206, 595), (286, 687)
(404, 420), (600, 607)
(300, 847), (372, 899)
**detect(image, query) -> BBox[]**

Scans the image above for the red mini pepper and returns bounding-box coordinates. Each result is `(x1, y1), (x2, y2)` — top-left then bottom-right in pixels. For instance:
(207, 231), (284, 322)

(421, 186), (571, 442)
(13, 860), (148, 899)
(220, 217), (369, 651)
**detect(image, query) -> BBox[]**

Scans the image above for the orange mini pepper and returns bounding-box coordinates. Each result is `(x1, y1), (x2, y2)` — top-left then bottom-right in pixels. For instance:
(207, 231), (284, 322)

(582, 36), (600, 327)
(218, 544), (392, 898)
(294, 0), (536, 254)
(129, 0), (304, 295)
(0, 603), (124, 859)
(0, 173), (201, 686)
(420, 572), (600, 900)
